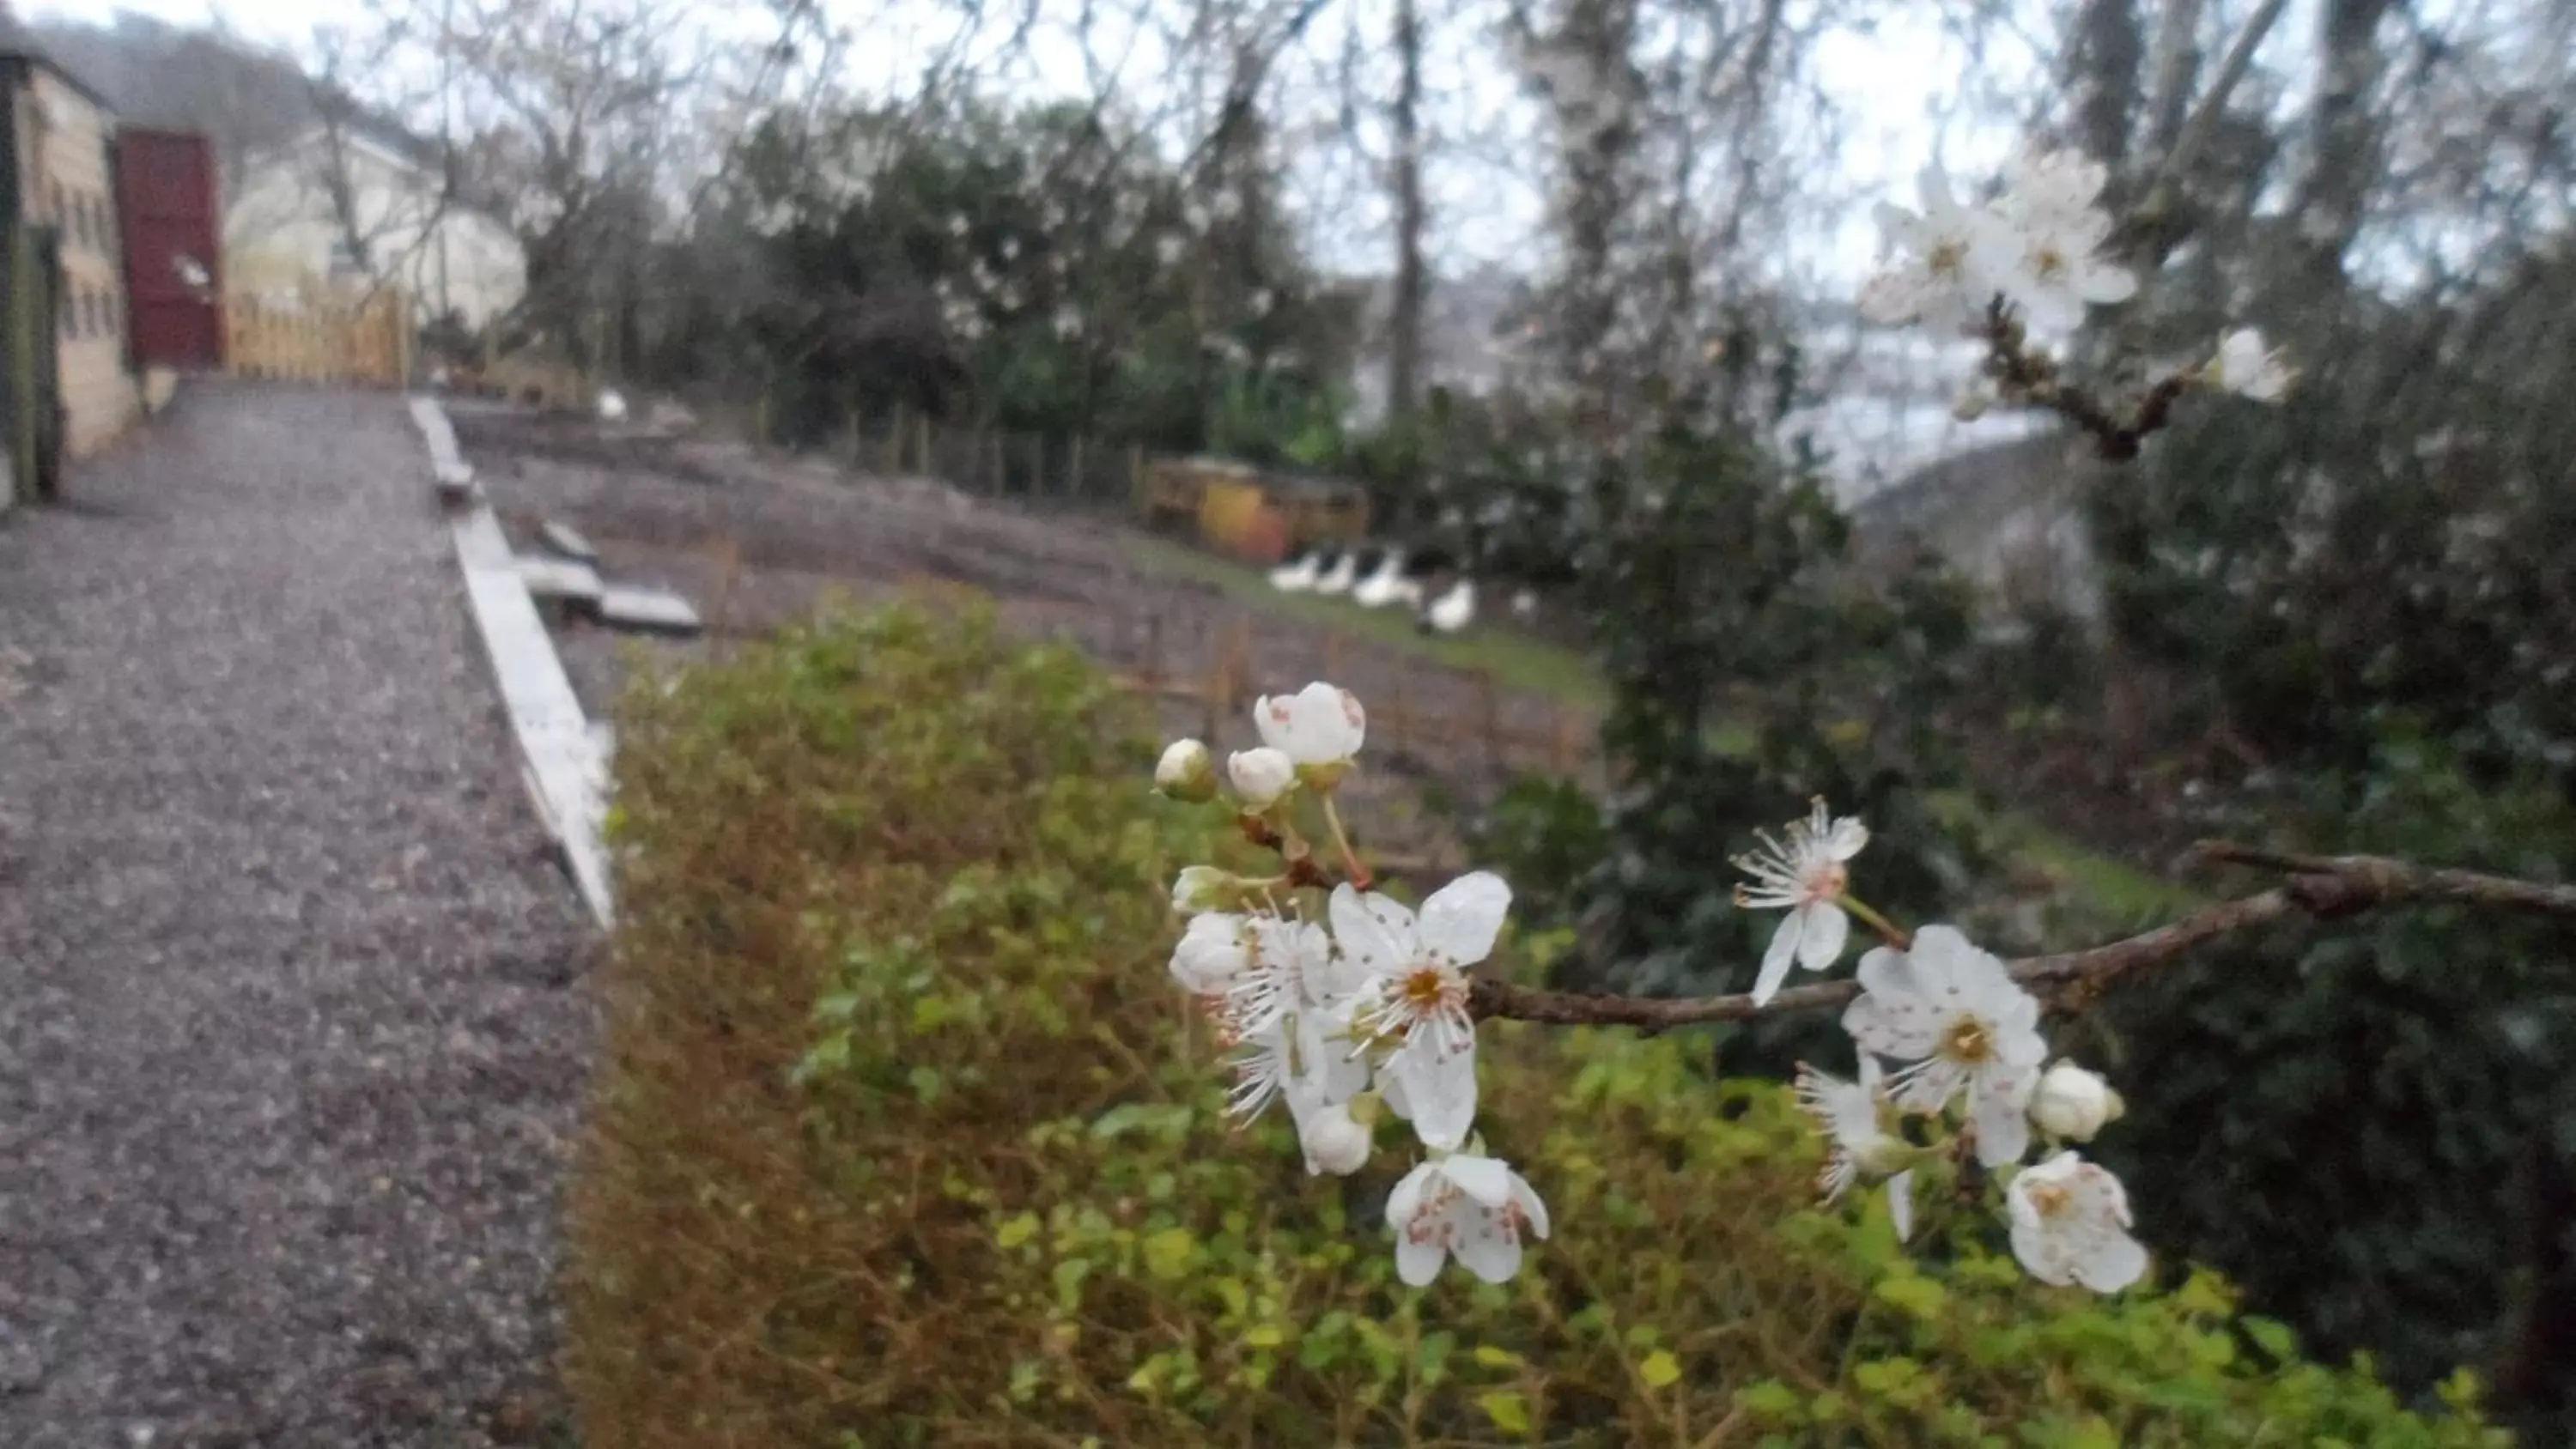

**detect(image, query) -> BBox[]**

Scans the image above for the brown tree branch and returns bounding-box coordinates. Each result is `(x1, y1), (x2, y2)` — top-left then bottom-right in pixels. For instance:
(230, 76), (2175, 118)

(1978, 301), (2198, 460)
(1467, 840), (2576, 1031)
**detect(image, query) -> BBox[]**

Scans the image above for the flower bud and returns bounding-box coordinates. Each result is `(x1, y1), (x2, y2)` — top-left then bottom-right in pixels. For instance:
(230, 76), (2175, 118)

(2029, 1061), (2123, 1143)
(1227, 746), (1297, 810)
(1170, 865), (1242, 915)
(1951, 383), (1995, 421)
(1299, 1102), (1374, 1176)
(1169, 912), (1250, 993)
(1155, 738), (1218, 803)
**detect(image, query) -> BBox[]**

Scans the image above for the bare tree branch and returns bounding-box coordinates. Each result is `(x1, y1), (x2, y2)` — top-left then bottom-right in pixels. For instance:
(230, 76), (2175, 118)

(1467, 840), (2576, 1031)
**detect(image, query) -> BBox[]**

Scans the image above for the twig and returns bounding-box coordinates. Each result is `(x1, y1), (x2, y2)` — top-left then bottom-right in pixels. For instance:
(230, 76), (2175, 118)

(2117, 0), (2296, 267)
(1981, 304), (2197, 461)
(1465, 840), (2576, 1030)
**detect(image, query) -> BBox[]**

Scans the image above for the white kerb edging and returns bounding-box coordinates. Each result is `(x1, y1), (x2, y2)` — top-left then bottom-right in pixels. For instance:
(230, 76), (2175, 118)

(409, 394), (616, 930)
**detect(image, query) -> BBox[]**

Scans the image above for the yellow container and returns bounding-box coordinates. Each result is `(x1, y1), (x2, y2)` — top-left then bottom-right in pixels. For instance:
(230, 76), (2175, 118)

(1198, 476), (1269, 552)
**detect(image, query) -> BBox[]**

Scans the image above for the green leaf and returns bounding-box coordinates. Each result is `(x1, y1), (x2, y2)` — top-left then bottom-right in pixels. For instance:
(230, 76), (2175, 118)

(1638, 1349), (1682, 1389)
(1472, 1344), (1527, 1369)
(1874, 1271), (1948, 1320)
(1477, 1391), (1533, 1434)
(994, 1211), (1039, 1250)
(1141, 1227), (1197, 1282)
(1735, 1379), (1804, 1422)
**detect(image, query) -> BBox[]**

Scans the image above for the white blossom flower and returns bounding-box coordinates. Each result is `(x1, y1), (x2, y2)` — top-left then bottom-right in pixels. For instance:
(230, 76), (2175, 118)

(1227, 746), (1297, 810)
(1155, 737), (1216, 802)
(1224, 919), (1373, 1127)
(1794, 1056), (1919, 1240)
(1292, 1099), (1373, 1175)
(2008, 1150), (2148, 1293)
(1841, 925), (2047, 1167)
(1735, 799), (1869, 1005)
(2206, 327), (2295, 402)
(1989, 159), (2136, 332)
(1253, 682), (1367, 785)
(1334, 873), (1511, 1152)
(2029, 1061), (2125, 1143)
(1856, 163), (2016, 332)
(1996, 147), (2113, 234)
(1385, 1151), (1550, 1286)
(1170, 911), (1251, 994)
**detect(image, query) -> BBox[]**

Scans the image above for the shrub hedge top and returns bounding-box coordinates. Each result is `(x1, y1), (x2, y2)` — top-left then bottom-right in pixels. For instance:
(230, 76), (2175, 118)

(565, 598), (2506, 1448)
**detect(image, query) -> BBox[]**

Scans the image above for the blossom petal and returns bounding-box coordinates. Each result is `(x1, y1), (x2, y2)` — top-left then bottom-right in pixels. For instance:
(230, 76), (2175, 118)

(1753, 912), (1803, 1006)
(1826, 816), (1869, 860)
(1297, 1007), (1372, 1105)
(1377, 1058), (1415, 1120)
(1329, 883), (1416, 982)
(1384, 1160), (1436, 1232)
(2075, 1232), (2148, 1293)
(1512, 1173), (1551, 1240)
(1440, 1152), (1514, 1208)
(1394, 1046), (1478, 1152)
(1971, 1080), (2033, 1167)
(1887, 1169), (1915, 1242)
(1418, 871), (1512, 967)
(1844, 947), (1940, 1057)
(1394, 1231), (1448, 1287)
(1252, 694), (1295, 752)
(1796, 901), (1851, 973)
(1453, 1214), (1525, 1283)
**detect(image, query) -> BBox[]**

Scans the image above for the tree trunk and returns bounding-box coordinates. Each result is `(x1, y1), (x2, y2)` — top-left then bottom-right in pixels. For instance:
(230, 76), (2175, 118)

(1386, 0), (1427, 422)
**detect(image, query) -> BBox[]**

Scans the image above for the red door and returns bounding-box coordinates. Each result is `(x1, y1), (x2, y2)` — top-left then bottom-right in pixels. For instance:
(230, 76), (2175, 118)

(114, 129), (225, 370)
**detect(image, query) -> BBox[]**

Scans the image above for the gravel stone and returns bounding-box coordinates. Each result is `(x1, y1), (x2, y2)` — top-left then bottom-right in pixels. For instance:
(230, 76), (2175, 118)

(0, 383), (593, 1446)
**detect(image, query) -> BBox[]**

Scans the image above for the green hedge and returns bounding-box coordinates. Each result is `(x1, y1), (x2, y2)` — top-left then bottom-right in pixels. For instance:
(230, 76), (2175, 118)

(563, 598), (2508, 1447)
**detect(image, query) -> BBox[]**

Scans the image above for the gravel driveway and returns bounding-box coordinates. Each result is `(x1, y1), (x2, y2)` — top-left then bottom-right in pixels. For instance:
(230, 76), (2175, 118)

(0, 383), (593, 1446)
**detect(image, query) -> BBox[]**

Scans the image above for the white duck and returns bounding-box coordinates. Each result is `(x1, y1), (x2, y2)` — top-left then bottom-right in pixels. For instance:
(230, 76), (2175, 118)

(1352, 549), (1423, 609)
(596, 388), (629, 422)
(1510, 588), (1540, 621)
(1422, 578), (1476, 634)
(1268, 548), (1323, 592)
(1312, 549), (1362, 597)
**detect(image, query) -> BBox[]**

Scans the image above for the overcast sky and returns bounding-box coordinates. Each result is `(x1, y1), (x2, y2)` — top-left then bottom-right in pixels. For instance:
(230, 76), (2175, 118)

(27, 0), (2077, 288)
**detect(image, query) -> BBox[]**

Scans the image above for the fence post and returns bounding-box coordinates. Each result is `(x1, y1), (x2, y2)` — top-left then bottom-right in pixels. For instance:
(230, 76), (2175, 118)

(1029, 433), (1046, 500)
(915, 413), (933, 476)
(1068, 435), (1086, 505)
(883, 405), (906, 475)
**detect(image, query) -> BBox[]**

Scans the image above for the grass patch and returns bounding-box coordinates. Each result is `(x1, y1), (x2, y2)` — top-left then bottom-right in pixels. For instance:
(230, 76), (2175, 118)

(1123, 534), (1611, 707)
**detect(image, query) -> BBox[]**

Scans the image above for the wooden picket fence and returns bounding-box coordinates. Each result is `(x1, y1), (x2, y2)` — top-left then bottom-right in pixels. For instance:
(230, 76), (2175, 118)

(225, 284), (410, 386)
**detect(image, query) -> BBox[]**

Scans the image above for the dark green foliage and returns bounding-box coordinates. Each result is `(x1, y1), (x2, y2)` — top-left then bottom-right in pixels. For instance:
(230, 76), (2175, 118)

(671, 94), (1360, 453)
(2092, 731), (2576, 1420)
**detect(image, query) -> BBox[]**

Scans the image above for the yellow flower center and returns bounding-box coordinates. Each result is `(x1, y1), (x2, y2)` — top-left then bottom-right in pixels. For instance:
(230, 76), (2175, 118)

(2027, 1181), (2072, 1218)
(1941, 1016), (1995, 1064)
(1929, 240), (1966, 278)
(2032, 245), (2067, 281)
(1401, 967), (1458, 1012)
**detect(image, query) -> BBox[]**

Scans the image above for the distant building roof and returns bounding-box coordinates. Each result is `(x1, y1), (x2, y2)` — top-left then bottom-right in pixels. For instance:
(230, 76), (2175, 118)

(0, 46), (118, 116)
